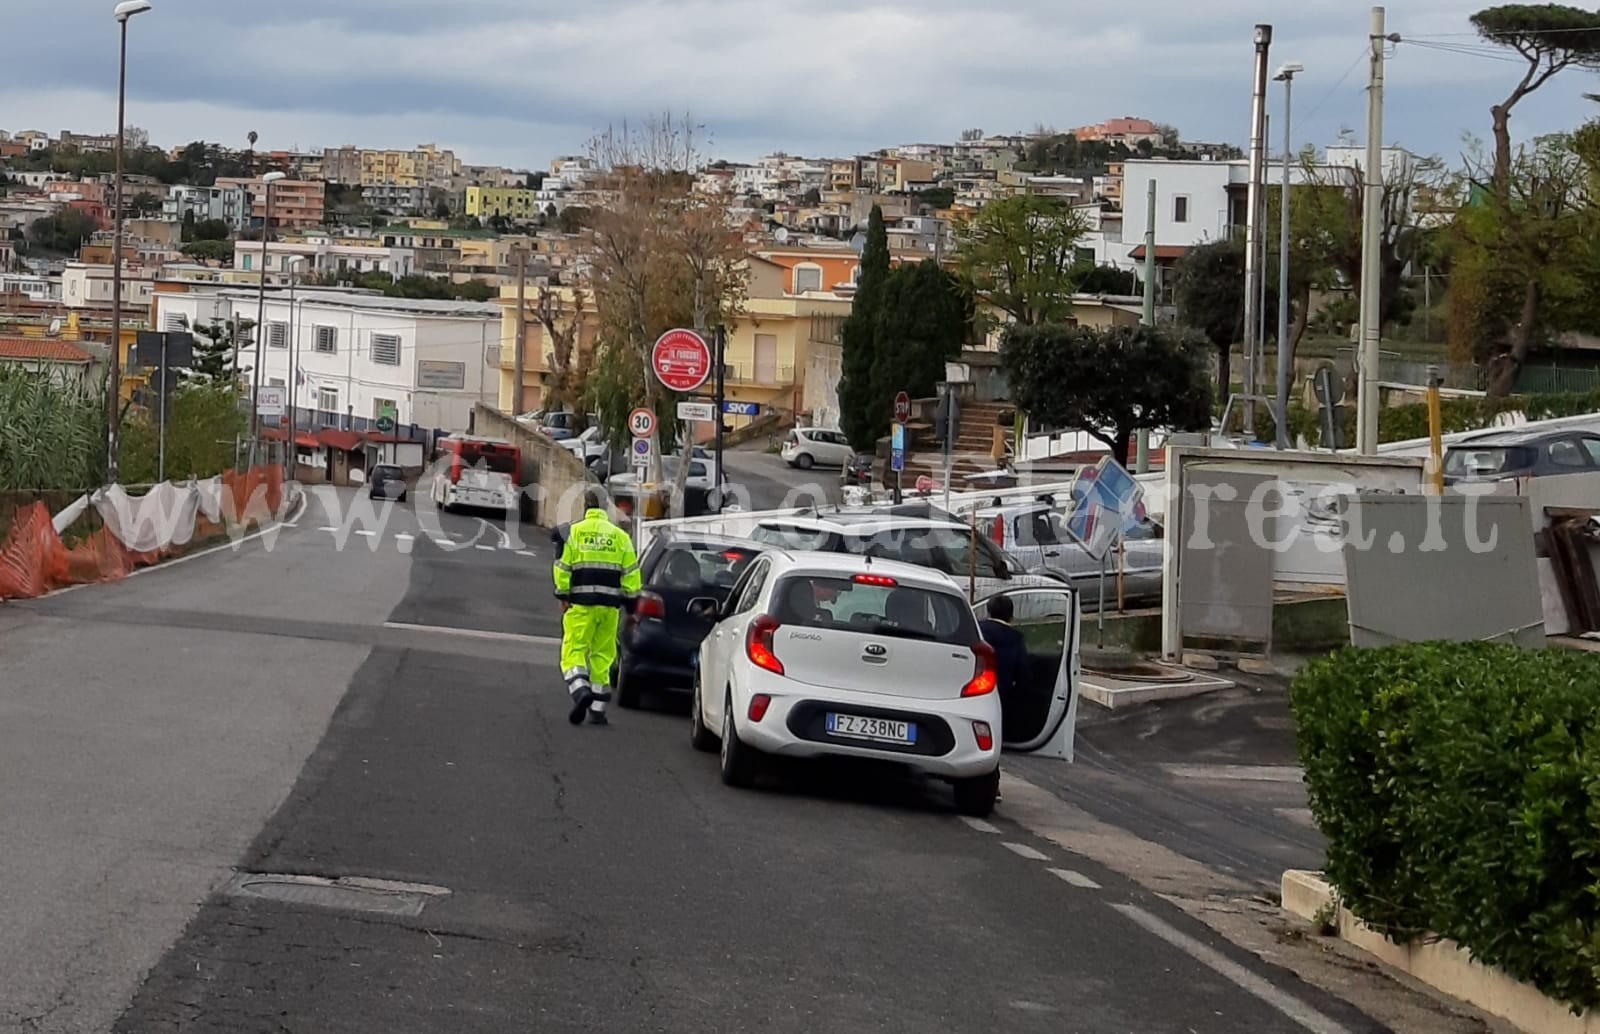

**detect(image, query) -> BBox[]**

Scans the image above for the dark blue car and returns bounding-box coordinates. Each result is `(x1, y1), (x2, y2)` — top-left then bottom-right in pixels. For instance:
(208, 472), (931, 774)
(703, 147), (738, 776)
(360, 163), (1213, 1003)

(614, 532), (763, 710)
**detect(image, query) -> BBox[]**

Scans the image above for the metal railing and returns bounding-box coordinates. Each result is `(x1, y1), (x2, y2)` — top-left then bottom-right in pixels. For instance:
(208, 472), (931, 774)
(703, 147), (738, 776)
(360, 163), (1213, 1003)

(722, 363), (795, 385)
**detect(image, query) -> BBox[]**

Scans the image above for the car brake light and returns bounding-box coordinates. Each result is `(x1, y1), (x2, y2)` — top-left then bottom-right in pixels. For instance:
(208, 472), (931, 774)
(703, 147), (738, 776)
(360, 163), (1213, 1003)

(962, 641), (998, 697)
(973, 720), (994, 751)
(853, 573), (898, 587)
(991, 515), (1004, 547)
(635, 592), (666, 620)
(747, 614), (784, 675)
(748, 694), (772, 722)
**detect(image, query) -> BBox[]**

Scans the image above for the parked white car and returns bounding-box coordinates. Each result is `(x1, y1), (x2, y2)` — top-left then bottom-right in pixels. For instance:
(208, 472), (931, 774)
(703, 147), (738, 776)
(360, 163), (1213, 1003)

(558, 425), (607, 466)
(690, 550), (1004, 815)
(971, 500), (1165, 605)
(782, 427), (854, 470)
(744, 507), (1070, 603)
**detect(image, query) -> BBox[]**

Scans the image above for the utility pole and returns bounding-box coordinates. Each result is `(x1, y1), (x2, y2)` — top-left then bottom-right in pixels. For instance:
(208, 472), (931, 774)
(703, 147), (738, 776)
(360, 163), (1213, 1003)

(1242, 24), (1273, 434)
(1275, 64), (1302, 448)
(713, 325), (726, 512)
(1136, 177), (1156, 473)
(1357, 6), (1387, 455)
(512, 246), (527, 416)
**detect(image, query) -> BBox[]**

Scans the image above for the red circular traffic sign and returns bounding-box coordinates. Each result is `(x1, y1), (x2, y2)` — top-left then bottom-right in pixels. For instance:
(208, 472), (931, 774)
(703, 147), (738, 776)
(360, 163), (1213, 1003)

(628, 407), (656, 439)
(652, 329), (712, 393)
(915, 475), (934, 494)
(894, 391), (911, 423)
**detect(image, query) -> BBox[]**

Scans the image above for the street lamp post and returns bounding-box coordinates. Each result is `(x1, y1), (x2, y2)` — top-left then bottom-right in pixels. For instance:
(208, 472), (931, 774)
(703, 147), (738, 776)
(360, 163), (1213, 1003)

(107, 0), (153, 483)
(283, 256), (306, 480)
(1273, 62), (1303, 450)
(250, 170), (286, 466)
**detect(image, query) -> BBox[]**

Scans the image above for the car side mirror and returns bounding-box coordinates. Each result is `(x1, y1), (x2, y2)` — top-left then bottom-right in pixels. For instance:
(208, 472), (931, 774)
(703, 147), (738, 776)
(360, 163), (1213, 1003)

(688, 597), (719, 620)
(1003, 553), (1025, 577)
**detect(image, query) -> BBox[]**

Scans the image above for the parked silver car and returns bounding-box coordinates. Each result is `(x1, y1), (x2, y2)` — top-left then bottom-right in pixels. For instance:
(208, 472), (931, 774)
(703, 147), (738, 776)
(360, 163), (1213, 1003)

(972, 501), (1164, 604)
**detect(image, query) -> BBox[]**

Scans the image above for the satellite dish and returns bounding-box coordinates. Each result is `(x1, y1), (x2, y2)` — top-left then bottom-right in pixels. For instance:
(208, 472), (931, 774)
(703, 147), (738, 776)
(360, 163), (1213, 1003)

(849, 232), (867, 254)
(773, 227), (789, 244)
(46, 317), (62, 337)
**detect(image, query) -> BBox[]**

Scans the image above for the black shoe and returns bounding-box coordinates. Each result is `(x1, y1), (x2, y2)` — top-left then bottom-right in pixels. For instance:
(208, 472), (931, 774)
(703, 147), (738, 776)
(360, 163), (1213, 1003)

(568, 691), (593, 725)
(588, 710), (609, 726)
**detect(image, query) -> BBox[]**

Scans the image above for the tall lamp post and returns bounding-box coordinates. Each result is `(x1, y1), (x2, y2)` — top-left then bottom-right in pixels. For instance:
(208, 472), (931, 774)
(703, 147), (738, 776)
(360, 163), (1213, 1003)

(250, 170), (286, 465)
(1273, 62), (1303, 449)
(283, 256), (306, 480)
(107, 0), (153, 483)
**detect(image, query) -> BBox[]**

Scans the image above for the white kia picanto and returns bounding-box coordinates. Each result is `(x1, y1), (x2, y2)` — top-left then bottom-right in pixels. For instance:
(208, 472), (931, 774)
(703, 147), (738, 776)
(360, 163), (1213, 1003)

(690, 550), (1003, 817)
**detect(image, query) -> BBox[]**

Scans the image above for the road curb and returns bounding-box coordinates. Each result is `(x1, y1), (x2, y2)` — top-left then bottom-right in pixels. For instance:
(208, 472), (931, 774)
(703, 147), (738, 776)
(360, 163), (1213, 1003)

(1281, 869), (1598, 1034)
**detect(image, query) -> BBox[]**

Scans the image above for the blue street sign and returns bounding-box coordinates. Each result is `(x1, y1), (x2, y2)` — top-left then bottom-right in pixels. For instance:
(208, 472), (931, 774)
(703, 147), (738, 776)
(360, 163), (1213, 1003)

(721, 401), (760, 417)
(891, 422), (905, 473)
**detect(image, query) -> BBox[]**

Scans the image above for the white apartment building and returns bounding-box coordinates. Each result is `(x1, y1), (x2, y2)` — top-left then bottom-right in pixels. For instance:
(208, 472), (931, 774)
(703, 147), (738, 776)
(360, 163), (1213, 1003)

(164, 184), (250, 230)
(62, 262), (154, 310)
(234, 240), (417, 281)
(0, 272), (60, 302)
(152, 287), (499, 433)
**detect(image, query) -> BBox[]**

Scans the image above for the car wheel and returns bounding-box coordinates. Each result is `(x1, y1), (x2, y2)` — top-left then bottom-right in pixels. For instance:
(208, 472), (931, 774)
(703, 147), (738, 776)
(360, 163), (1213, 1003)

(690, 675), (717, 753)
(795, 453), (814, 470)
(953, 769), (1000, 818)
(398, 490), (408, 503)
(719, 688), (759, 787)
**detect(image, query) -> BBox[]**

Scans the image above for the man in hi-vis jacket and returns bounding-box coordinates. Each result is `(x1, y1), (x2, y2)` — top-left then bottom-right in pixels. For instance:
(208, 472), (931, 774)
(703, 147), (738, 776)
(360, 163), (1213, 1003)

(552, 488), (641, 726)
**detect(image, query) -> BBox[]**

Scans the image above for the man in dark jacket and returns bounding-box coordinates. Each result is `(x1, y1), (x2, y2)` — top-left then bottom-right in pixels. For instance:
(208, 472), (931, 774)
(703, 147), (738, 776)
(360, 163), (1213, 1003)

(978, 594), (1029, 705)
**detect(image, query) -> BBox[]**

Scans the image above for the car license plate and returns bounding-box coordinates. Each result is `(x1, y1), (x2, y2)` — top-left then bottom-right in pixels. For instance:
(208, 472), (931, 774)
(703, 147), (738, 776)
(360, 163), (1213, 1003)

(826, 713), (916, 744)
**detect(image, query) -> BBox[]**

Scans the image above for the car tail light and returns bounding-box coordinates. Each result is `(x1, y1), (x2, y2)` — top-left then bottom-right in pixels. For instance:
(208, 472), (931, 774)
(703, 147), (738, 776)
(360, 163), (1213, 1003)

(748, 694), (772, 723)
(635, 592), (666, 620)
(853, 573), (898, 587)
(962, 641), (998, 697)
(746, 614), (784, 675)
(991, 515), (1004, 547)
(973, 720), (994, 752)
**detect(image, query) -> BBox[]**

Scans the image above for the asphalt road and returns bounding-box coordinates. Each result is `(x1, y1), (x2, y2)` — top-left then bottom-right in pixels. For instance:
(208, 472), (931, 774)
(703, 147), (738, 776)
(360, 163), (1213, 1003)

(3, 483), (1402, 1033)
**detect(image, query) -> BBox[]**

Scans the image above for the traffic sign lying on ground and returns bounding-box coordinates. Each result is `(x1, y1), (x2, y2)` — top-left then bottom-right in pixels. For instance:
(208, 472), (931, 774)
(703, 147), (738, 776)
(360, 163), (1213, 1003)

(677, 401), (715, 423)
(652, 329), (712, 393)
(722, 400), (760, 417)
(629, 407), (657, 438)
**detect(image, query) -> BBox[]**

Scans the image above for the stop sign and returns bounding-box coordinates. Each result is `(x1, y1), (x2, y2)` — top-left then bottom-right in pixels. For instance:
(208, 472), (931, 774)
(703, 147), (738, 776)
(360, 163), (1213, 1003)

(894, 391), (911, 423)
(915, 475), (934, 494)
(651, 329), (712, 393)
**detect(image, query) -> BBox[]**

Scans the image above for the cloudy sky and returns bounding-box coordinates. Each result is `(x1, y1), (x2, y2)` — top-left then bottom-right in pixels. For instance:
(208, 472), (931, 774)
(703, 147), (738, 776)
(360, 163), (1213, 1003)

(3, 1), (1596, 169)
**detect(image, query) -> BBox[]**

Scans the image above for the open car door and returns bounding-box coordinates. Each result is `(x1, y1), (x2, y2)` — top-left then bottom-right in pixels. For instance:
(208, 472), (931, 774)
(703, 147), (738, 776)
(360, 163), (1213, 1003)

(972, 587), (1080, 761)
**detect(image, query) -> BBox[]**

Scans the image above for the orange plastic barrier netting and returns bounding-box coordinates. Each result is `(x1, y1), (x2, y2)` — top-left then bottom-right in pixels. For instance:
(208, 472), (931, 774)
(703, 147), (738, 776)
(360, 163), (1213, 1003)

(0, 466), (286, 602)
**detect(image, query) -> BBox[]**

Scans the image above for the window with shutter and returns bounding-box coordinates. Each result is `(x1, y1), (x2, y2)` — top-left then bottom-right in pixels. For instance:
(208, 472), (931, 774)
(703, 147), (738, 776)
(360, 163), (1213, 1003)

(794, 264), (823, 294)
(314, 325), (338, 354)
(268, 321), (288, 348)
(162, 312), (188, 332)
(371, 333), (401, 365)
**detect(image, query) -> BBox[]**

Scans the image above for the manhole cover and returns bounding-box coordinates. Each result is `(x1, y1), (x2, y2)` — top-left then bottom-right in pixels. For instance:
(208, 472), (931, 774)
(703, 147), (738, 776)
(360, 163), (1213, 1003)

(223, 873), (449, 917)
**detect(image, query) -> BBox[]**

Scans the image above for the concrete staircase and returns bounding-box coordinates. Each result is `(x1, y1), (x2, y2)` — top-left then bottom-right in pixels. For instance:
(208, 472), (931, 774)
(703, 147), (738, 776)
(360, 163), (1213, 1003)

(900, 399), (1013, 488)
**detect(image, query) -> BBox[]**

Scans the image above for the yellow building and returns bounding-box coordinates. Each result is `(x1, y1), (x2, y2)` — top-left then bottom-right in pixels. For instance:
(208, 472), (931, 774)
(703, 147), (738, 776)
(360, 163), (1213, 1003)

(466, 187), (544, 221)
(493, 257), (853, 428)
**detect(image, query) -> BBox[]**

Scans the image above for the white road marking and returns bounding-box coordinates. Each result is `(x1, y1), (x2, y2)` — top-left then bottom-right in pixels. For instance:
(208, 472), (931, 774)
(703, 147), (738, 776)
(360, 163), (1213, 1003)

(1110, 904), (1351, 1034)
(355, 529), (378, 538)
(432, 538), (452, 548)
(475, 544), (496, 552)
(1002, 842), (1048, 862)
(959, 816), (1000, 834)
(1047, 868), (1101, 890)
(516, 550), (538, 558)
(319, 526), (339, 533)
(394, 533), (414, 542)
(1159, 764), (1304, 783)
(382, 621), (561, 647)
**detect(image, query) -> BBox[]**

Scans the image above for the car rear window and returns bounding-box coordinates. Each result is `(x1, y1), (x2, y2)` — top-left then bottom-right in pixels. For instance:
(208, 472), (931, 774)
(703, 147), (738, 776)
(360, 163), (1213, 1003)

(1444, 445), (1532, 478)
(769, 574), (978, 645)
(650, 546), (759, 594)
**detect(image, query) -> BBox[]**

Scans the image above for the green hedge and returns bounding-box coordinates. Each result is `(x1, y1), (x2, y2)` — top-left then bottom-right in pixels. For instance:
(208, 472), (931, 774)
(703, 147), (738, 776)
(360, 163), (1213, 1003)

(1291, 642), (1600, 1012)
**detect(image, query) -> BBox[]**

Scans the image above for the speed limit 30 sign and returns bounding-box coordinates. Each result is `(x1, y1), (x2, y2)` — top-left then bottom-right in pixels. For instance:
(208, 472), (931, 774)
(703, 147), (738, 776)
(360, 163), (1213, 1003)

(629, 407), (657, 439)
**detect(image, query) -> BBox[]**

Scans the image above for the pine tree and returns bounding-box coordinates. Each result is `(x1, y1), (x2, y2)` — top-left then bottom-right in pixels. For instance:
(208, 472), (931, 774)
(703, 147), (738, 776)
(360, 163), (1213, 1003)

(188, 318), (251, 385)
(838, 205), (890, 450)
